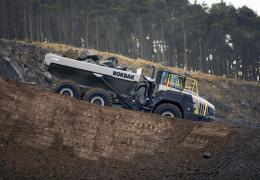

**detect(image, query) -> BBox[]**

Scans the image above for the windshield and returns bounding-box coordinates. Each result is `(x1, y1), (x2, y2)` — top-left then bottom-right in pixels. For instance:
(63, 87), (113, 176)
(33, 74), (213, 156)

(160, 71), (184, 90)
(159, 71), (198, 94)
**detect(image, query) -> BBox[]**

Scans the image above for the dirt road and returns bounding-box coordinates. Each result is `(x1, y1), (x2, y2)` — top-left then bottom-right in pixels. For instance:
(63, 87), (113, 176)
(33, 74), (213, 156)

(0, 78), (259, 179)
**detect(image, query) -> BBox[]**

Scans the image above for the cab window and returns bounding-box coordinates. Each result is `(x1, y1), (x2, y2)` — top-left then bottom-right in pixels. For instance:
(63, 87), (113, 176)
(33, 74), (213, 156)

(161, 72), (184, 90)
(169, 74), (184, 89)
(160, 71), (169, 85)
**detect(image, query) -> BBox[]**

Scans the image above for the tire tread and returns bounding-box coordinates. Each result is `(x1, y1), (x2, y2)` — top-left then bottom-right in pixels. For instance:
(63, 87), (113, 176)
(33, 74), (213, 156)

(53, 79), (81, 99)
(154, 103), (182, 118)
(83, 88), (112, 106)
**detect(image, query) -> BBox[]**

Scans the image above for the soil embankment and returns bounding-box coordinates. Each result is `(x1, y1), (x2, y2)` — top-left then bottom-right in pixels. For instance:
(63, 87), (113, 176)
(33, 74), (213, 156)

(0, 78), (259, 179)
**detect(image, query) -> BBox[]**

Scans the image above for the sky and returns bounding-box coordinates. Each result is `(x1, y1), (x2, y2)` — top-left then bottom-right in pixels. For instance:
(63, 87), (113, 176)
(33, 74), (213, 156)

(189, 0), (260, 15)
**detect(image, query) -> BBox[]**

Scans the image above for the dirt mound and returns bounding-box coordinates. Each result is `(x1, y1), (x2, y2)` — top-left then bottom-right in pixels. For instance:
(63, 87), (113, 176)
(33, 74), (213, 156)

(0, 78), (259, 179)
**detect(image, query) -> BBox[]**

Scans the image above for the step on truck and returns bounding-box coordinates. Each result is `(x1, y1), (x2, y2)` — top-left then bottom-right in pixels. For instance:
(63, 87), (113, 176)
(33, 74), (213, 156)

(44, 53), (215, 121)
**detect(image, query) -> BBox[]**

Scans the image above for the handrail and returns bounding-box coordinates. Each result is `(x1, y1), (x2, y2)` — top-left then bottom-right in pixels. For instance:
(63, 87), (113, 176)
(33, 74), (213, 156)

(184, 77), (199, 95)
(165, 74), (199, 95)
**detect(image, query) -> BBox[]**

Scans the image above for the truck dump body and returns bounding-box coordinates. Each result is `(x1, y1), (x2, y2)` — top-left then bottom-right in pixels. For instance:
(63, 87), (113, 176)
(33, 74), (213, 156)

(44, 53), (142, 95)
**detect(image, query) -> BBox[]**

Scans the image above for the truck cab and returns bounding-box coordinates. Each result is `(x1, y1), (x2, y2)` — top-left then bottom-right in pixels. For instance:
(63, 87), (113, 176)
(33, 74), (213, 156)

(147, 70), (215, 121)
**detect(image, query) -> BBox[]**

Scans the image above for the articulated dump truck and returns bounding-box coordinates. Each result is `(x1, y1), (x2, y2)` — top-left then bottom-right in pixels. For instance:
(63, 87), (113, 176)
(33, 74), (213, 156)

(44, 53), (215, 121)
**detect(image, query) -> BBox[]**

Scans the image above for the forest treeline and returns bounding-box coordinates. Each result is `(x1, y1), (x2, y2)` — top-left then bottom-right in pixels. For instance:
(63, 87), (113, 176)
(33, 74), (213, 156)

(0, 0), (259, 81)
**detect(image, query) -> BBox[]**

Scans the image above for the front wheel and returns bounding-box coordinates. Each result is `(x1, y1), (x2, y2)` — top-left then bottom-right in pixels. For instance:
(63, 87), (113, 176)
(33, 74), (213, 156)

(154, 103), (182, 118)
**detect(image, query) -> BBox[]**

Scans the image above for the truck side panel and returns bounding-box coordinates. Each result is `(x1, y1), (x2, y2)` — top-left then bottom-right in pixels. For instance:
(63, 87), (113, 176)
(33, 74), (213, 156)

(48, 63), (137, 96)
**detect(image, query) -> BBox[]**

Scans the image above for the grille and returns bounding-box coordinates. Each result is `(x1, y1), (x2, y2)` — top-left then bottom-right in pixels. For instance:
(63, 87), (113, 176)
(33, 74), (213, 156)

(198, 103), (208, 116)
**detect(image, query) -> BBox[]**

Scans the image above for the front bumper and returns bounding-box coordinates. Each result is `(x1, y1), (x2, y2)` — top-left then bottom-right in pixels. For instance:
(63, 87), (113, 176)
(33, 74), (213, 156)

(197, 115), (216, 122)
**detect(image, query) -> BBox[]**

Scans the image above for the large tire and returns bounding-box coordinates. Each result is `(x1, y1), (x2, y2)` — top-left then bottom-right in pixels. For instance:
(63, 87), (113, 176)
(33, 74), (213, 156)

(53, 80), (81, 99)
(83, 88), (112, 106)
(154, 103), (182, 118)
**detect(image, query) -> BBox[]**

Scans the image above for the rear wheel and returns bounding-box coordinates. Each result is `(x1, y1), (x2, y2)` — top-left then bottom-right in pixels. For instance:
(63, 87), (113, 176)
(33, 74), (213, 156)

(154, 103), (182, 118)
(53, 80), (81, 99)
(83, 88), (112, 106)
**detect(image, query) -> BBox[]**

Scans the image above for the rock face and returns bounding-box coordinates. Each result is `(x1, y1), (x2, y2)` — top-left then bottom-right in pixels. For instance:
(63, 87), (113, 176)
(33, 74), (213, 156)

(0, 40), (54, 89)
(0, 57), (22, 81)
(0, 78), (260, 179)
